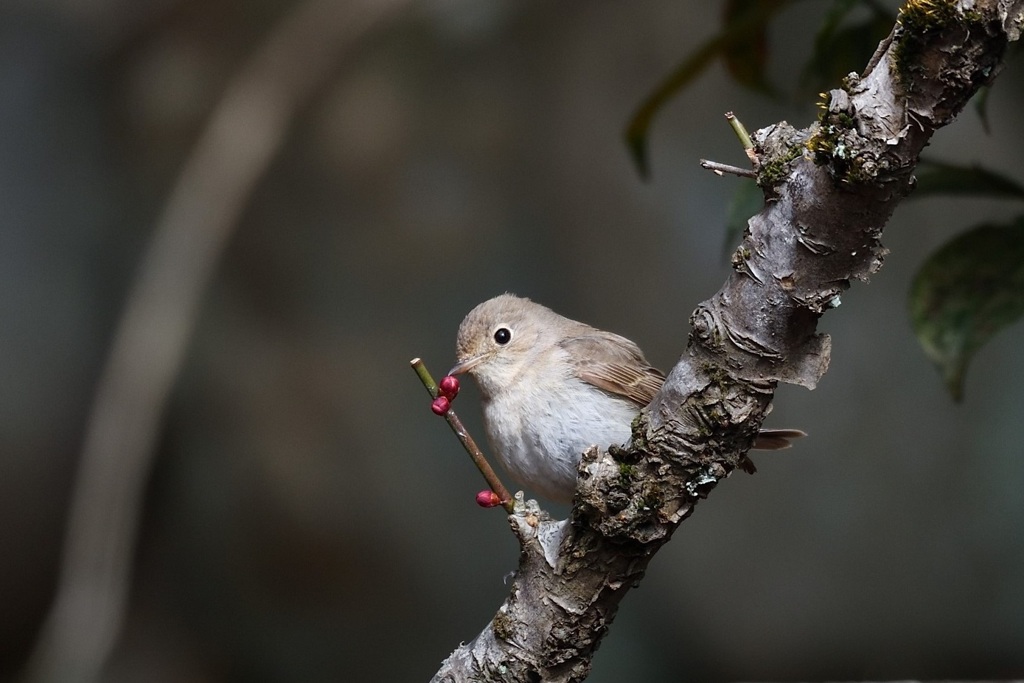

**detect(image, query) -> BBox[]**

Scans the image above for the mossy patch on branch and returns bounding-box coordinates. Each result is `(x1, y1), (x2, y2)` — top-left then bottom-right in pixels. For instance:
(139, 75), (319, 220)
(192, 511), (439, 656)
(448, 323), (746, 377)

(893, 0), (982, 83)
(757, 143), (804, 189)
(806, 86), (880, 184)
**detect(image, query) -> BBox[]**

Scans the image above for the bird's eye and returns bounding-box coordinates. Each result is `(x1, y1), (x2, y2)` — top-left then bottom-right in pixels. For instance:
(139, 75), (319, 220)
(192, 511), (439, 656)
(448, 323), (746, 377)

(493, 327), (512, 345)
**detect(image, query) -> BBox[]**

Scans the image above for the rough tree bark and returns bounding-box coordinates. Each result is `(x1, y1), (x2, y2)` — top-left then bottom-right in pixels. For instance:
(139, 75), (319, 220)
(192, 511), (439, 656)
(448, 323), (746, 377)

(432, 1), (1024, 681)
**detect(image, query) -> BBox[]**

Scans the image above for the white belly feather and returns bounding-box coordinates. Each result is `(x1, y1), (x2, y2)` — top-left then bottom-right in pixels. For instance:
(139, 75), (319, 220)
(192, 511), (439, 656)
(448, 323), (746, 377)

(482, 376), (638, 504)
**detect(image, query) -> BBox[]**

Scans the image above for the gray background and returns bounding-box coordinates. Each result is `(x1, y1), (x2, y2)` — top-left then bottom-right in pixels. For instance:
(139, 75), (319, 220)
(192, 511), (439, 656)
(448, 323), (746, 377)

(2, 0), (1023, 680)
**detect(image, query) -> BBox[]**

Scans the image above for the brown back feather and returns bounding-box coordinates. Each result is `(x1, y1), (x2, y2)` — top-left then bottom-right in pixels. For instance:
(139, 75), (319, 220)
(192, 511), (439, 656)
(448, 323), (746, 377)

(558, 332), (665, 407)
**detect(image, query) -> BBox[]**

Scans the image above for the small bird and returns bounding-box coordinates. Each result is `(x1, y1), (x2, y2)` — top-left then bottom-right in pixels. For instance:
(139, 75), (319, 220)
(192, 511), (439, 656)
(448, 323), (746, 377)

(450, 293), (803, 503)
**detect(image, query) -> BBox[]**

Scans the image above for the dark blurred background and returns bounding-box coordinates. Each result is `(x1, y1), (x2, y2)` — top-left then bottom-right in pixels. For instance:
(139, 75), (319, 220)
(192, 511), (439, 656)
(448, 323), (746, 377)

(2, 0), (1023, 681)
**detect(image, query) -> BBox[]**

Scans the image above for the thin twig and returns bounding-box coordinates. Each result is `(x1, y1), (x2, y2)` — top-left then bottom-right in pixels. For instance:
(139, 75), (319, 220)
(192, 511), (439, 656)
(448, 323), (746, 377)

(700, 159), (757, 178)
(725, 111), (759, 168)
(725, 111), (754, 150)
(22, 1), (412, 682)
(410, 358), (514, 513)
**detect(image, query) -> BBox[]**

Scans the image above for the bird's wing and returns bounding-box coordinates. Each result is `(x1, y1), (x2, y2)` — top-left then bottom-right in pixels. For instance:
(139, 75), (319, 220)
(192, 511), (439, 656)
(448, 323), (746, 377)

(559, 332), (806, 446)
(558, 332), (665, 407)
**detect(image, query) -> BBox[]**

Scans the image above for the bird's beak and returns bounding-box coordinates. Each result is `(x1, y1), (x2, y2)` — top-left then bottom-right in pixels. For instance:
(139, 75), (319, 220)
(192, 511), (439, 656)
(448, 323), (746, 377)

(449, 354), (484, 376)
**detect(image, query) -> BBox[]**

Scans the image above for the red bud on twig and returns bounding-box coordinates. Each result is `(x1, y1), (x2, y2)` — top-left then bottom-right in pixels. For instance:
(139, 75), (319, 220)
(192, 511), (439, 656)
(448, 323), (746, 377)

(475, 490), (502, 508)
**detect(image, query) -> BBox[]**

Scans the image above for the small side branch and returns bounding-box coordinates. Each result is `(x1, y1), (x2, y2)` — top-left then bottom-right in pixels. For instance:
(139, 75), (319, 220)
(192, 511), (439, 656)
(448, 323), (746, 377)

(700, 159), (758, 178)
(725, 111), (754, 150)
(410, 358), (514, 512)
(701, 112), (759, 177)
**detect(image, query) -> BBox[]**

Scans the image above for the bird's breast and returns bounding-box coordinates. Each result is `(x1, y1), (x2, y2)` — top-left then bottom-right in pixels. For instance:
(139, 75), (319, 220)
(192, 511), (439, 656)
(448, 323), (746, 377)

(481, 377), (639, 503)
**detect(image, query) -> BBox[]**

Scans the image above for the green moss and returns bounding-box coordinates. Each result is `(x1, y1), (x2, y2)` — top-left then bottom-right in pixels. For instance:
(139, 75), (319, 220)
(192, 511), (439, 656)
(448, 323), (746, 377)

(893, 0), (971, 82)
(703, 364), (729, 384)
(626, 415), (650, 454)
(492, 610), (515, 642)
(806, 86), (875, 184)
(636, 495), (659, 513)
(808, 91), (850, 159)
(757, 143), (804, 188)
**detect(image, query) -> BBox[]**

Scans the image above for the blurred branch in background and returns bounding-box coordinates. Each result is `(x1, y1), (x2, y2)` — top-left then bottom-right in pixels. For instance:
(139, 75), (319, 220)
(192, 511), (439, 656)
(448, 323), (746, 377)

(20, 0), (412, 681)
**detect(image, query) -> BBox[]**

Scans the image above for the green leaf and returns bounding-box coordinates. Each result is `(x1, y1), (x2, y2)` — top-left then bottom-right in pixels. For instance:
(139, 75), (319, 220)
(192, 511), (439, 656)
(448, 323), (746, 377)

(624, 0), (792, 177)
(813, 0), (862, 47)
(723, 180), (763, 258)
(909, 217), (1024, 400)
(973, 84), (992, 134)
(723, 0), (785, 94)
(912, 161), (1024, 200)
(802, 14), (893, 92)
(973, 40), (1023, 133)
(624, 37), (725, 178)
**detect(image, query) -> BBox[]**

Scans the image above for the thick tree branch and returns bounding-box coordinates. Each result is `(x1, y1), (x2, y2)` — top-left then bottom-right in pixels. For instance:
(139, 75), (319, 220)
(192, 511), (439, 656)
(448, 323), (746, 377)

(432, 1), (1024, 681)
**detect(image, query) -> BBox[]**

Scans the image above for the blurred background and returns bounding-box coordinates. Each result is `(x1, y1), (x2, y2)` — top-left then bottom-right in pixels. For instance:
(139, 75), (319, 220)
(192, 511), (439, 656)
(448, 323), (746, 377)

(2, 0), (1023, 681)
